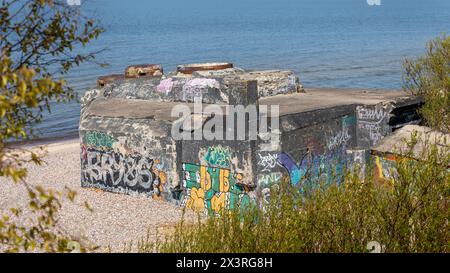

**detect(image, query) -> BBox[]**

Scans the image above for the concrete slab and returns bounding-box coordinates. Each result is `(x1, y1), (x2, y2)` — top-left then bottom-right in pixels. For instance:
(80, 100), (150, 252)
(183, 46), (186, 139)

(261, 88), (419, 117)
(84, 88), (417, 120)
(371, 125), (449, 159)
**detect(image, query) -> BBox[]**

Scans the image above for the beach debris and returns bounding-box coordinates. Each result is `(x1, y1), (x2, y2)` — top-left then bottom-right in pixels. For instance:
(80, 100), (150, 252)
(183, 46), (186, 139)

(176, 62), (233, 75)
(97, 74), (124, 87)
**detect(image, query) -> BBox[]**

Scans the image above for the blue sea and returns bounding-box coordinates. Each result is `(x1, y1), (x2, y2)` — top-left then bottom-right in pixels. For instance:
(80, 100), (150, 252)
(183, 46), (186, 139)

(35, 0), (450, 138)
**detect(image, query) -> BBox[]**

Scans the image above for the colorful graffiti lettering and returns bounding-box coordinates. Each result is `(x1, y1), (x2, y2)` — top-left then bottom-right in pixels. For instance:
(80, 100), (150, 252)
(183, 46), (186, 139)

(278, 150), (347, 189)
(374, 155), (396, 183)
(204, 145), (232, 168)
(275, 115), (355, 187)
(84, 131), (116, 149)
(182, 163), (251, 214)
(151, 159), (168, 199)
(277, 153), (303, 186)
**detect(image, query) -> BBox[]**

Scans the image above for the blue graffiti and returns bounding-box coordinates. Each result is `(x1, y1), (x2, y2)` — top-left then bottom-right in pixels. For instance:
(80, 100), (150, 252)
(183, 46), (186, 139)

(277, 153), (303, 186)
(278, 150), (347, 190)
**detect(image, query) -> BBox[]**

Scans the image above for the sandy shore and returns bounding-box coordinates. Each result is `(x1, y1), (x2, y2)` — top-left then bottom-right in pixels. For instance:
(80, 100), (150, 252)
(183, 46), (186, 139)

(0, 138), (189, 252)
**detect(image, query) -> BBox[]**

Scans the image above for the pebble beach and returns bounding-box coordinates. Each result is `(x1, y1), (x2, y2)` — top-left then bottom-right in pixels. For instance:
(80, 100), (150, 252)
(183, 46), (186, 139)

(0, 138), (190, 252)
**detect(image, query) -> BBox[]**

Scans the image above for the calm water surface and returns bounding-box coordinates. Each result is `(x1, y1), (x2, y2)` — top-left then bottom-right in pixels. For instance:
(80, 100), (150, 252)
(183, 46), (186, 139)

(35, 0), (450, 138)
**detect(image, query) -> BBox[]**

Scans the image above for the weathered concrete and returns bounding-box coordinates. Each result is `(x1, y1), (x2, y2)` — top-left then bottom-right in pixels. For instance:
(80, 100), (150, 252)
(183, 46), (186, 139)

(88, 76), (257, 105)
(370, 125), (449, 183)
(81, 63), (423, 214)
(372, 125), (449, 159)
(198, 69), (304, 97)
(80, 74), (258, 204)
(172, 63), (304, 97)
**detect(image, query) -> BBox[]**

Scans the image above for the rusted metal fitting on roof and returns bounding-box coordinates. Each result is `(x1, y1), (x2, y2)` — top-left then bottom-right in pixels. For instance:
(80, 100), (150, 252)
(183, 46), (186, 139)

(125, 64), (163, 78)
(97, 74), (124, 87)
(176, 62), (233, 75)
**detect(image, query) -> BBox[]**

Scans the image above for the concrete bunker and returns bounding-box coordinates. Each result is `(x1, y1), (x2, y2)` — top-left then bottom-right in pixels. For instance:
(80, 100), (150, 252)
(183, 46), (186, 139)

(80, 62), (423, 214)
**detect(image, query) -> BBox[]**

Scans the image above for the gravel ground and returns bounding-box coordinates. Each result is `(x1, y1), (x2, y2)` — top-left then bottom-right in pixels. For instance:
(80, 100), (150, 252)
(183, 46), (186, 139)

(0, 139), (192, 252)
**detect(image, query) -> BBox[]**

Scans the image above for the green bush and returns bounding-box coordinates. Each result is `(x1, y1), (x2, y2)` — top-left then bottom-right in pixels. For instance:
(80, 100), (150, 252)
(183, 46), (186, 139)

(403, 34), (450, 133)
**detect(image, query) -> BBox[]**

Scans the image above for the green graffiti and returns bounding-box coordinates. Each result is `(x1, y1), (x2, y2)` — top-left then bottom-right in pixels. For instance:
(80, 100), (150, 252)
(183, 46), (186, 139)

(182, 163), (252, 214)
(204, 145), (232, 168)
(342, 115), (356, 126)
(84, 131), (116, 149)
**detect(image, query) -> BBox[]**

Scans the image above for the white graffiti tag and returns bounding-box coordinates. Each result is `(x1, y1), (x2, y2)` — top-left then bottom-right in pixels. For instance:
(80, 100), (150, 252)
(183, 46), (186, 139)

(357, 106), (390, 145)
(327, 127), (351, 150)
(258, 172), (283, 186)
(82, 148), (159, 190)
(357, 108), (387, 122)
(257, 153), (280, 172)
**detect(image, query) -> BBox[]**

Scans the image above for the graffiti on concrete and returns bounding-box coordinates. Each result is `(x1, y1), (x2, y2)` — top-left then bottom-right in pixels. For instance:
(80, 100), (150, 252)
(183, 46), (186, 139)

(81, 146), (167, 195)
(277, 153), (302, 186)
(181, 163), (251, 214)
(268, 116), (355, 188)
(156, 78), (174, 95)
(346, 149), (368, 177)
(204, 145), (232, 168)
(374, 155), (396, 182)
(149, 159), (168, 199)
(327, 127), (351, 150)
(357, 105), (391, 145)
(257, 153), (280, 172)
(83, 131), (116, 149)
(81, 130), (168, 198)
(278, 149), (347, 189)
(357, 108), (387, 121)
(327, 115), (355, 151)
(257, 172), (283, 187)
(182, 78), (220, 101)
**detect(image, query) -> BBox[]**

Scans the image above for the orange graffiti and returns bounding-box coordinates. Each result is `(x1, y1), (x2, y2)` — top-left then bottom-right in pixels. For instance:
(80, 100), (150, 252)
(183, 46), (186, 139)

(186, 187), (205, 213)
